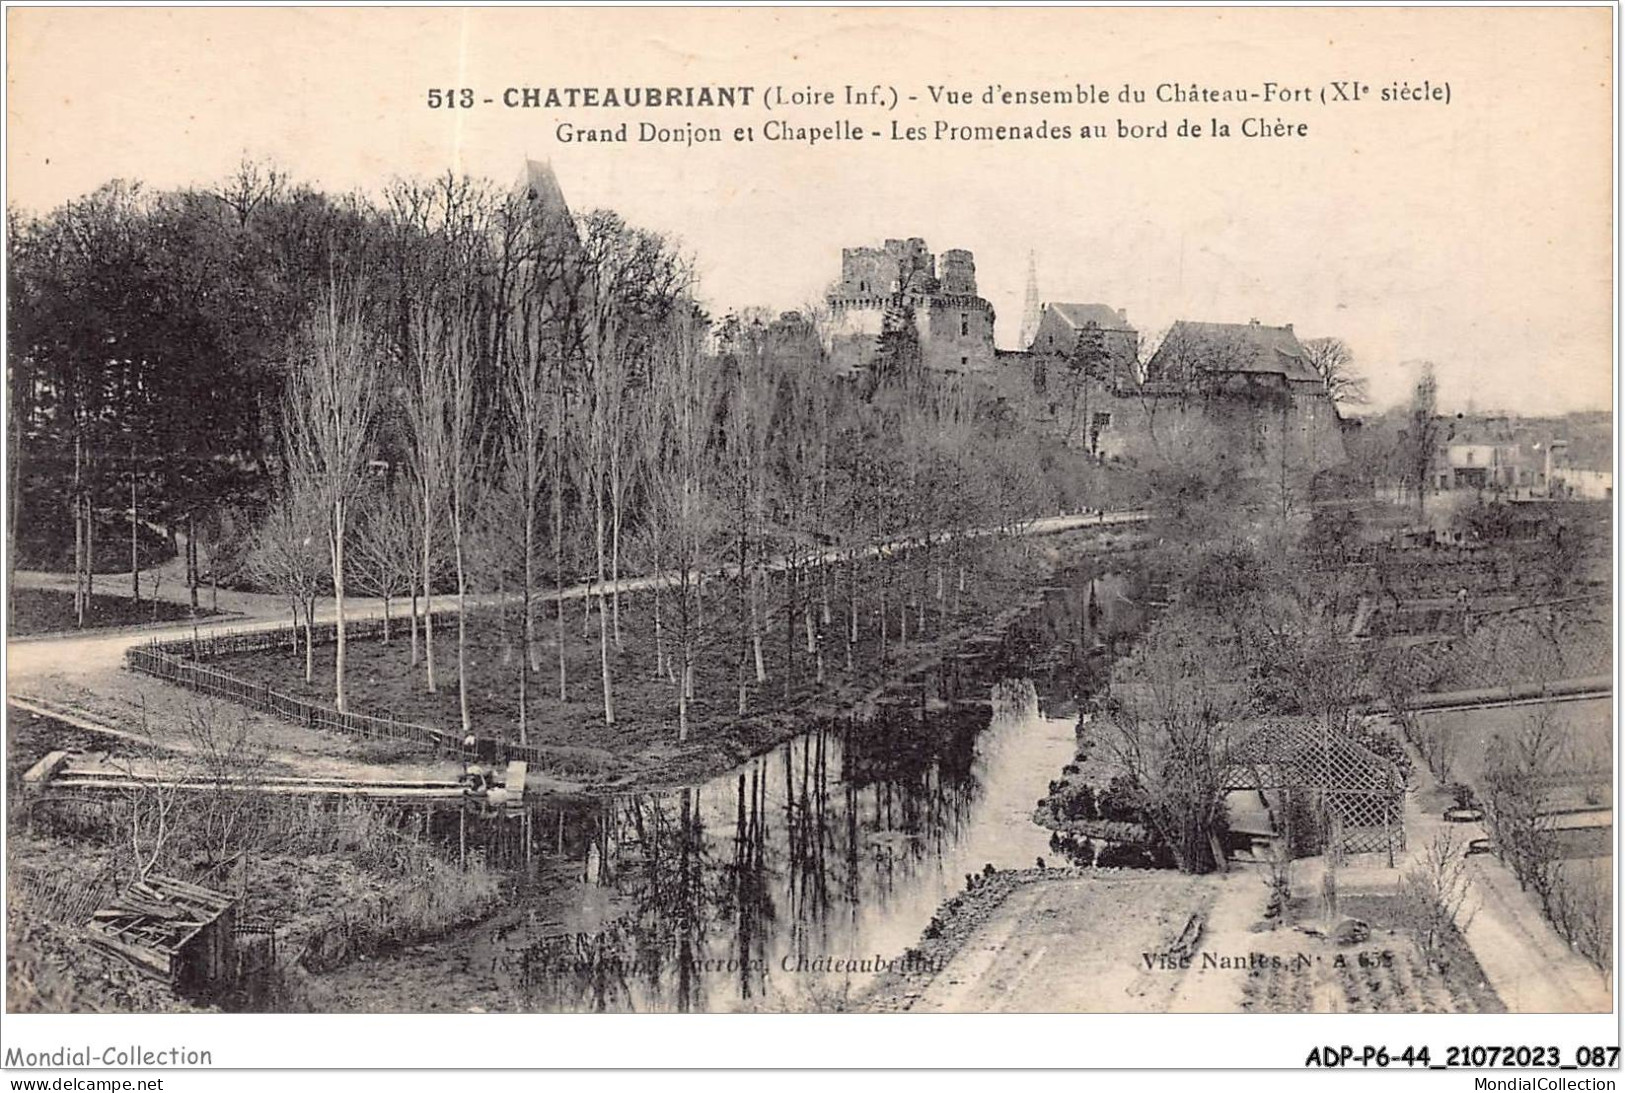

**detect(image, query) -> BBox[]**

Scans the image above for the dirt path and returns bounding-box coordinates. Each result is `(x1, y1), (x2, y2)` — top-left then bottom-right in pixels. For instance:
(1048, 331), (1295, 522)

(1287, 724), (1612, 1014)
(908, 872), (1224, 1012)
(1165, 866), (1270, 1012)
(1403, 793), (1611, 1012)
(9, 511), (1147, 789)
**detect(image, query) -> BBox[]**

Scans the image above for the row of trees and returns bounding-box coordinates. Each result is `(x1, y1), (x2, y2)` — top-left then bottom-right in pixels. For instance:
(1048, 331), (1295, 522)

(246, 170), (1074, 745)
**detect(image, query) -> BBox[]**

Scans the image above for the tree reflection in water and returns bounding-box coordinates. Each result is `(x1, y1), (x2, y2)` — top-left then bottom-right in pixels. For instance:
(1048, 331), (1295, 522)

(416, 563), (1147, 1011)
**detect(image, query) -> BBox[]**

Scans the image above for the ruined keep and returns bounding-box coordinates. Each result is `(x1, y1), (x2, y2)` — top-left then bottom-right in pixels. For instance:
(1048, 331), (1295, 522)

(826, 238), (997, 375)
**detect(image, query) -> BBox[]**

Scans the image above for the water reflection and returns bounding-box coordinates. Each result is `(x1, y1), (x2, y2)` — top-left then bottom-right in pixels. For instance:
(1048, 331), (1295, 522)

(377, 566), (1147, 1012)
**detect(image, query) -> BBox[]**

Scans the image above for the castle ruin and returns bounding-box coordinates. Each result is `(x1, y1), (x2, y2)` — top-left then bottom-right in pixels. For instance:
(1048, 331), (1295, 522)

(825, 238), (997, 375)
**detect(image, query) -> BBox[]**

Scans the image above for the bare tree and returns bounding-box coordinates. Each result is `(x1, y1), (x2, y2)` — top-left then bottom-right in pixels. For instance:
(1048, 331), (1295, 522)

(111, 706), (184, 881)
(1482, 703), (1562, 907)
(179, 698), (270, 878)
(349, 479), (418, 644)
(1396, 828), (1476, 970)
(646, 306), (722, 740)
(1548, 859), (1612, 973)
(283, 286), (382, 713)
(1103, 611), (1249, 873)
(443, 299), (486, 739)
(1406, 361), (1441, 517)
(1301, 336), (1369, 407)
(402, 297), (452, 695)
(244, 482), (326, 681)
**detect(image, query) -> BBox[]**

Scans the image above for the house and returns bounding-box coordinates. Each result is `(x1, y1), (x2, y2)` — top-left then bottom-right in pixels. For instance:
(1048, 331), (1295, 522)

(1543, 438), (1612, 500)
(1028, 303), (1139, 390)
(1139, 319), (1347, 479)
(1144, 319), (1322, 391)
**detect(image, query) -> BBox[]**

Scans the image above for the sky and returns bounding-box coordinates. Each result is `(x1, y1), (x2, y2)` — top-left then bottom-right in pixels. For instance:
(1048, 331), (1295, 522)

(6, 7), (1614, 415)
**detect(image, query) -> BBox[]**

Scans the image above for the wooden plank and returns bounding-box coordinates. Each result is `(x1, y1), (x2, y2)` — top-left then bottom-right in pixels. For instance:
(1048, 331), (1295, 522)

(88, 931), (174, 980)
(22, 751), (70, 786)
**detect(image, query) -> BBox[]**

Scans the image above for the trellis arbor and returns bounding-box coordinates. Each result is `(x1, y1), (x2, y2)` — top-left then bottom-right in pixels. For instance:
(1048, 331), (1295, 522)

(1225, 719), (1407, 862)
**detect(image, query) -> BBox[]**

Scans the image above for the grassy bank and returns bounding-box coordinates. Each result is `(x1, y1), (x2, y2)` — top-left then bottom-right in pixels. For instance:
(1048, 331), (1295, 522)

(203, 530), (1132, 791)
(6, 796), (501, 1014)
(11, 587), (218, 637)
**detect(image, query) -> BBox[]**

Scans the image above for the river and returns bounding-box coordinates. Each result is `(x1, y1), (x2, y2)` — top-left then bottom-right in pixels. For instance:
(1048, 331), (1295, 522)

(306, 566), (1150, 1013)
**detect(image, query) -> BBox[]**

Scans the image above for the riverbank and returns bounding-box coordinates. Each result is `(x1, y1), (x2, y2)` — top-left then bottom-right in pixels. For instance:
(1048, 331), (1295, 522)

(187, 528), (1143, 795)
(5, 799), (503, 1014)
(8, 525), (1148, 1014)
(859, 866), (1227, 1012)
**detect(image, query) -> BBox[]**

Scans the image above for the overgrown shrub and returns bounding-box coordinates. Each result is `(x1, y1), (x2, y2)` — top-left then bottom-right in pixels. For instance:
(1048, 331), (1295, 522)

(1096, 773), (1141, 824)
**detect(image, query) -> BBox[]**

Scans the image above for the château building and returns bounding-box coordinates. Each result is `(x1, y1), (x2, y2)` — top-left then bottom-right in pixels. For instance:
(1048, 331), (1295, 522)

(825, 238), (997, 375)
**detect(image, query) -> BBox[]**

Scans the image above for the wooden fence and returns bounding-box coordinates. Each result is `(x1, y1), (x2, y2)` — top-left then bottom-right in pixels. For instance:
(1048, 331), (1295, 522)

(13, 863), (119, 925)
(124, 626), (591, 775)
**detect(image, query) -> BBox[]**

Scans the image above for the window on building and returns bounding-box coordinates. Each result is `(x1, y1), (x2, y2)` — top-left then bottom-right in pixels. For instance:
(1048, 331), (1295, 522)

(961, 356), (969, 367)
(960, 314), (970, 336)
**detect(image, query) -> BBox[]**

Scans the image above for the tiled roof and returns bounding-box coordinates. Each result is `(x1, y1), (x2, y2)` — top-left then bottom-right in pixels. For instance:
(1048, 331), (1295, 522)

(1049, 303), (1133, 331)
(518, 159), (572, 221)
(1156, 320), (1321, 383)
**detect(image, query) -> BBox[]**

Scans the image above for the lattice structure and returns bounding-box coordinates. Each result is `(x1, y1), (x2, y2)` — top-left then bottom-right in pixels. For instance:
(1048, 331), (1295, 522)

(1225, 719), (1406, 860)
(1412, 598), (1611, 692)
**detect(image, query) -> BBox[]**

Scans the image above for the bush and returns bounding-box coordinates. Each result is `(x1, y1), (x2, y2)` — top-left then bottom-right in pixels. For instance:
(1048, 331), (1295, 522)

(1059, 783), (1097, 821)
(1048, 831), (1096, 868)
(1096, 774), (1141, 824)
(1096, 841), (1167, 870)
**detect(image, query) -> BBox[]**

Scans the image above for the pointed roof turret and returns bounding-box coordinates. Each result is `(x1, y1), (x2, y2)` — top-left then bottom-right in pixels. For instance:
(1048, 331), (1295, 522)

(517, 158), (571, 218)
(1018, 251), (1042, 350)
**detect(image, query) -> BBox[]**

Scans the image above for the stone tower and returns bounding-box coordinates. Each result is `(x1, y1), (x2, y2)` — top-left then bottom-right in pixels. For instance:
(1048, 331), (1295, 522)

(1018, 251), (1041, 351)
(826, 237), (996, 374)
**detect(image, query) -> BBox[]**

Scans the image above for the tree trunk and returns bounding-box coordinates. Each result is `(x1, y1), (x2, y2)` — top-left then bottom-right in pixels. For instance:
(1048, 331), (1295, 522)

(751, 570), (766, 683)
(130, 462), (140, 602)
(303, 598), (315, 683)
(7, 410), (20, 633)
(679, 627), (692, 743)
(410, 587), (420, 665)
(188, 512), (199, 611)
(846, 559), (857, 673)
(73, 435), (85, 627)
(456, 543), (472, 738)
(85, 494), (96, 608)
(332, 497), (348, 713)
(653, 563), (667, 681)
(879, 581), (888, 663)
(553, 398), (568, 702)
(784, 562), (796, 704)
(595, 486), (615, 726)
(898, 557), (908, 647)
(422, 485), (437, 693)
(611, 469), (623, 649)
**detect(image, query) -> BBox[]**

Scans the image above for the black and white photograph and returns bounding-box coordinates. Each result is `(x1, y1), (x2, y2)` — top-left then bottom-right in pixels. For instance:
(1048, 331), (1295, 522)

(1, 2), (1617, 1079)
